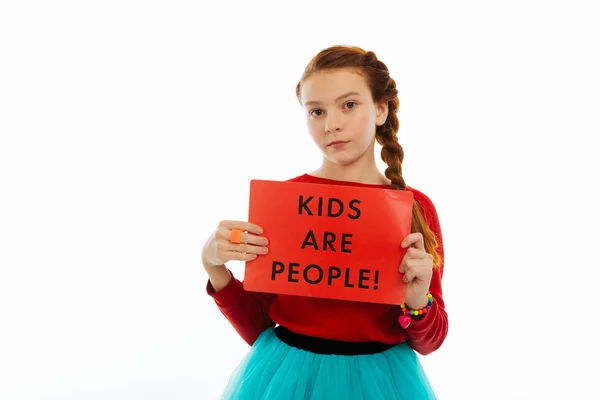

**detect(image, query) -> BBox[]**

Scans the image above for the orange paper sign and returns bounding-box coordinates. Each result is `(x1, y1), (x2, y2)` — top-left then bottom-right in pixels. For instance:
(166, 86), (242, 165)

(243, 179), (414, 305)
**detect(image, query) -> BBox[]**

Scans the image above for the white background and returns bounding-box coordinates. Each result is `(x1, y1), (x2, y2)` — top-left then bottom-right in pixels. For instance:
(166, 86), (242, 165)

(1, 1), (599, 399)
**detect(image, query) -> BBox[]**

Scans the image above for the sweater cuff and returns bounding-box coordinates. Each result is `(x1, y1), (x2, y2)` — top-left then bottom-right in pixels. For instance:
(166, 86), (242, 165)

(405, 297), (439, 335)
(205, 269), (244, 307)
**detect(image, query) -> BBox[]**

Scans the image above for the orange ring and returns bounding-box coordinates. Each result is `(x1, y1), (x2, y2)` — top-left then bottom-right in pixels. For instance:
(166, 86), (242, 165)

(230, 228), (244, 244)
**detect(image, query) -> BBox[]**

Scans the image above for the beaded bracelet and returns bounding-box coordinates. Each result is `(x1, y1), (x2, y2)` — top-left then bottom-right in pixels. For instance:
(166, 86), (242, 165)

(398, 291), (434, 329)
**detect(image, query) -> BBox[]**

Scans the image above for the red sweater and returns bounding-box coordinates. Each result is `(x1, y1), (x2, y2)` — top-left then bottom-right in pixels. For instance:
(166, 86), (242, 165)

(206, 174), (448, 355)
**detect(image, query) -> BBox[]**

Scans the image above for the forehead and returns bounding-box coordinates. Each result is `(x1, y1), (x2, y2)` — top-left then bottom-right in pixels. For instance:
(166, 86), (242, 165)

(301, 69), (370, 106)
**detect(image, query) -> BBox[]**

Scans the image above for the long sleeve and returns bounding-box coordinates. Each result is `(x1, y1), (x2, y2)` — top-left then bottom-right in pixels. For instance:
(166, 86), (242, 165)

(404, 191), (449, 355)
(206, 269), (276, 345)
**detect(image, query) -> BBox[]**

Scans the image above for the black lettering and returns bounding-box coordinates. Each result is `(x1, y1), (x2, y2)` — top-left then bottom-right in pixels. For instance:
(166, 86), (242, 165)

(288, 262), (300, 282)
(304, 264), (323, 284)
(318, 197), (324, 216)
(328, 198), (344, 217)
(341, 233), (352, 253)
(298, 195), (314, 216)
(271, 261), (285, 280)
(300, 230), (319, 250)
(358, 269), (370, 289)
(323, 231), (336, 251)
(328, 266), (341, 285)
(343, 267), (355, 288)
(348, 199), (361, 219)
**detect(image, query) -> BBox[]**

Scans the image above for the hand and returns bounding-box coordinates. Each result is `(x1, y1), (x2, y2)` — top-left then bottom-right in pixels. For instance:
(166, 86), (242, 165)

(399, 232), (433, 309)
(201, 220), (269, 268)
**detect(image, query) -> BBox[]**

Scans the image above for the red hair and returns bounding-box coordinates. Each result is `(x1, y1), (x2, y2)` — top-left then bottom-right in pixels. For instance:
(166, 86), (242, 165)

(295, 45), (442, 269)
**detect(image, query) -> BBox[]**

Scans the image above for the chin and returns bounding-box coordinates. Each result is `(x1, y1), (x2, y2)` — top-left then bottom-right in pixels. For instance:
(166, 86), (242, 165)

(325, 154), (359, 166)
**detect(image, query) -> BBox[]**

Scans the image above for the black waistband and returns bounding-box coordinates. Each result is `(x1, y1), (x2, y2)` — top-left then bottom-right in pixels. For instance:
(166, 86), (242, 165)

(273, 325), (394, 355)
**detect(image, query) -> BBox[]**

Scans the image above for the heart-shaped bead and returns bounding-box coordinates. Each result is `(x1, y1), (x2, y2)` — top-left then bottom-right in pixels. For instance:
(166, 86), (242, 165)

(398, 315), (411, 329)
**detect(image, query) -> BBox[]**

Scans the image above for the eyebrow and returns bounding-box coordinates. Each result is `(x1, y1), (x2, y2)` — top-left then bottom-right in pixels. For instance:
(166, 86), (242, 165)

(304, 91), (361, 107)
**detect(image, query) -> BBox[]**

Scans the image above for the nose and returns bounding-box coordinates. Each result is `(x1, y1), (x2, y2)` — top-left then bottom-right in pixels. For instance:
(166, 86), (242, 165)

(325, 111), (342, 133)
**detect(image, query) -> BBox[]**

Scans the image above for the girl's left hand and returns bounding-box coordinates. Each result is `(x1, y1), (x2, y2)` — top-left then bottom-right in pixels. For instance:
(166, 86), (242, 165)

(399, 232), (433, 309)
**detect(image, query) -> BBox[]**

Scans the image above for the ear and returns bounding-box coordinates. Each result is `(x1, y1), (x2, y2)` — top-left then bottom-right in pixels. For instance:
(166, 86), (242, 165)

(375, 100), (388, 126)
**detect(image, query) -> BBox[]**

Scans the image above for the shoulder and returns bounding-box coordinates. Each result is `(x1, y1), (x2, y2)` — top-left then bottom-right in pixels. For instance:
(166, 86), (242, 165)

(406, 185), (440, 222)
(406, 185), (434, 208)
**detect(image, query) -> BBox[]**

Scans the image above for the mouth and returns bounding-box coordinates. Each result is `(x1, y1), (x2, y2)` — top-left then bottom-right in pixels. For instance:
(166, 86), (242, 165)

(327, 140), (350, 147)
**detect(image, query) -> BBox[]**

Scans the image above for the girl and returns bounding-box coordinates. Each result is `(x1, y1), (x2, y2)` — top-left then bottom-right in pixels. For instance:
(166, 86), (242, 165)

(201, 45), (447, 399)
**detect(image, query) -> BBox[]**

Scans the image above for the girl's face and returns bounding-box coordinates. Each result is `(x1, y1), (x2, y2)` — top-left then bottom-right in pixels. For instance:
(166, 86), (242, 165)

(300, 69), (388, 167)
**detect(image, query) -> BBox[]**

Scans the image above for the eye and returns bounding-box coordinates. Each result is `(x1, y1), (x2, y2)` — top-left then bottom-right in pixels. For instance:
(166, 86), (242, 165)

(309, 102), (356, 117)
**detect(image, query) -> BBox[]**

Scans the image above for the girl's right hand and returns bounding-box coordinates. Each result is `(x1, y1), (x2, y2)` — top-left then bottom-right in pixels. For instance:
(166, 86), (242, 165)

(201, 220), (269, 268)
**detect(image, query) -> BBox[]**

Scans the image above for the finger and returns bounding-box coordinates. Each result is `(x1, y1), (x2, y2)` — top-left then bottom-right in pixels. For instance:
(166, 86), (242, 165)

(398, 257), (407, 273)
(401, 232), (424, 250)
(403, 266), (417, 283)
(216, 227), (269, 246)
(222, 251), (258, 262)
(399, 248), (428, 273)
(236, 242), (269, 255)
(221, 240), (269, 255)
(406, 247), (431, 260)
(401, 233), (424, 249)
(218, 220), (263, 235)
(402, 258), (424, 278)
(404, 260), (433, 281)
(241, 232), (269, 246)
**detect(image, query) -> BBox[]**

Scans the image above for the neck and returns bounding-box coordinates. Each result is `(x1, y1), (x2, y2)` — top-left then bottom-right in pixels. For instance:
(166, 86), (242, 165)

(312, 141), (390, 185)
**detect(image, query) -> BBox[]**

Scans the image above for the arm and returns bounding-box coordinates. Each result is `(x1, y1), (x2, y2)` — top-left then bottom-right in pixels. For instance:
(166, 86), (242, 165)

(205, 265), (276, 345)
(404, 192), (448, 355)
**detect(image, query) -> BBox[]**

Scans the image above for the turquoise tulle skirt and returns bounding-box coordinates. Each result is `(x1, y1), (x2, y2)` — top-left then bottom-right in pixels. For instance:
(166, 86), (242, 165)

(219, 327), (438, 399)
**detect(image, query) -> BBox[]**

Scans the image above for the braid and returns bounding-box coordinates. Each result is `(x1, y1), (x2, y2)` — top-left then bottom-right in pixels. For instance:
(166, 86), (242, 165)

(379, 133), (405, 190)
(376, 106), (405, 190)
(361, 52), (406, 190)
(378, 118), (442, 269)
